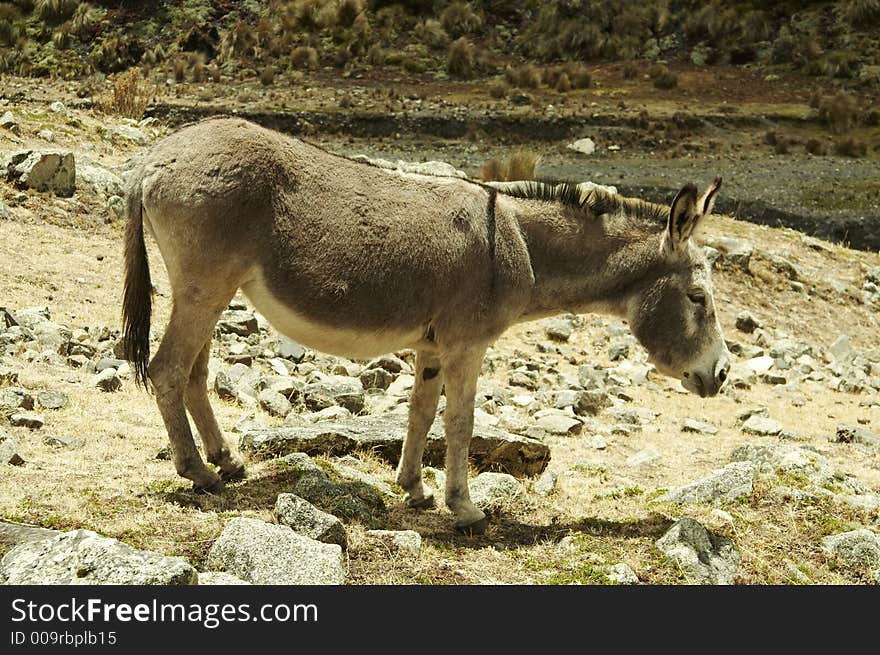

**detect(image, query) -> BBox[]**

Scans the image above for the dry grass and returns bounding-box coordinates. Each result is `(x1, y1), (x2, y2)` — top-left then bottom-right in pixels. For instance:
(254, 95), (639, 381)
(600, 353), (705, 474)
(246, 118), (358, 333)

(98, 67), (152, 120)
(447, 36), (475, 79)
(480, 150), (540, 182)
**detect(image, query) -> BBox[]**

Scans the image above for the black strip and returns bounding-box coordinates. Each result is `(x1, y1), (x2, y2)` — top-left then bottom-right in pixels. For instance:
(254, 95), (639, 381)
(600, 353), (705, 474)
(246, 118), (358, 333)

(486, 188), (497, 260)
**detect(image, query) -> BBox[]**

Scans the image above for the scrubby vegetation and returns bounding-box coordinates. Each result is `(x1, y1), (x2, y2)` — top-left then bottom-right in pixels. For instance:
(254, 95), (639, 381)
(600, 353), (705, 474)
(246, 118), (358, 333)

(480, 150), (539, 182)
(0, 0), (878, 87)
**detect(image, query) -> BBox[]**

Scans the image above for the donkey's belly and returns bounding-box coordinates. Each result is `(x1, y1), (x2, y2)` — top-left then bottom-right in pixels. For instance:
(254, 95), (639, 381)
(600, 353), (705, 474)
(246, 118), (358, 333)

(240, 277), (425, 359)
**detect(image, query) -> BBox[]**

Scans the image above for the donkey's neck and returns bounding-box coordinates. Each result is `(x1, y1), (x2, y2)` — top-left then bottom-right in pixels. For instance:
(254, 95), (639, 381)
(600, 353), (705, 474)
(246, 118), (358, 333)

(513, 202), (664, 321)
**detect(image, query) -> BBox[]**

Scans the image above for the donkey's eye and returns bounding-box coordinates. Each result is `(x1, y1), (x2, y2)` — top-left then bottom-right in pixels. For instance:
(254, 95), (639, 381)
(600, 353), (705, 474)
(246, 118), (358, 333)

(687, 291), (706, 306)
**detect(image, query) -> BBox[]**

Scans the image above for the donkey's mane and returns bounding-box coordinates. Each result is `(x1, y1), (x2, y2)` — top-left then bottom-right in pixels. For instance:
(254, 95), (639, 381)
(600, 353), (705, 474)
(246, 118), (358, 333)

(494, 180), (669, 226)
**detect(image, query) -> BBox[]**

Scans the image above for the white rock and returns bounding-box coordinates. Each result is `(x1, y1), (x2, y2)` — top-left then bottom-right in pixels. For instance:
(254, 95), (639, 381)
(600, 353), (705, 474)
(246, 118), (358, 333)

(626, 448), (661, 467)
(567, 138), (596, 155)
(365, 530), (421, 554)
(207, 517), (344, 585)
(590, 435), (608, 450)
(746, 356), (775, 375)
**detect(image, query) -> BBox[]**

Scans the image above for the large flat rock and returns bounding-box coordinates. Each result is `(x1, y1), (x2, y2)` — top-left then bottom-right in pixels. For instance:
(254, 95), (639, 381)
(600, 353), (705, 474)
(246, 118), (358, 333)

(240, 414), (550, 477)
(0, 529), (197, 585)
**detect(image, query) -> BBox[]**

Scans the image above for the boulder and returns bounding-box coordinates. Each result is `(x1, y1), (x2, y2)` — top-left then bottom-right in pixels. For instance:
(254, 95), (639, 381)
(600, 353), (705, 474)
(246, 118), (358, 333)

(36, 390), (68, 410)
(93, 368), (121, 392)
(10, 150), (76, 197)
(533, 470), (557, 496)
(655, 518), (740, 585)
(0, 520), (58, 547)
(258, 389), (292, 418)
(10, 412), (44, 429)
(275, 493), (347, 549)
(207, 517), (344, 585)
(730, 442), (834, 485)
(0, 530), (197, 585)
(240, 414), (550, 477)
(293, 471), (386, 525)
(655, 462), (757, 504)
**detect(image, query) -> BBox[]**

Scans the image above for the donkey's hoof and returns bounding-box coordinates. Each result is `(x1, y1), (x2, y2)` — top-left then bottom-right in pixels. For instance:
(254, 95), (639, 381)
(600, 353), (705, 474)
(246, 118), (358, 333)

(193, 478), (226, 494)
(404, 492), (436, 510)
(219, 464), (246, 482)
(455, 516), (489, 536)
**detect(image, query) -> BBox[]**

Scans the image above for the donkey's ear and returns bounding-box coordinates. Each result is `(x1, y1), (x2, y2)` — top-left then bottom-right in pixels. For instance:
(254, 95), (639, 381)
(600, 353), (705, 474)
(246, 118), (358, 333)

(698, 176), (722, 217)
(666, 183), (699, 251)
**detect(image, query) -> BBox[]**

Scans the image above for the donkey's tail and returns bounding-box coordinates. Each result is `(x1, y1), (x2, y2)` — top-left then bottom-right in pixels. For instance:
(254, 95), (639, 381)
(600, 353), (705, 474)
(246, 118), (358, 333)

(121, 174), (152, 389)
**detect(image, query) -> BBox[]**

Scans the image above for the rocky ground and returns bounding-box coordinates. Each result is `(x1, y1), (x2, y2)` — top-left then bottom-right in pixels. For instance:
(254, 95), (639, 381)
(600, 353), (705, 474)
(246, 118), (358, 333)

(1, 82), (880, 585)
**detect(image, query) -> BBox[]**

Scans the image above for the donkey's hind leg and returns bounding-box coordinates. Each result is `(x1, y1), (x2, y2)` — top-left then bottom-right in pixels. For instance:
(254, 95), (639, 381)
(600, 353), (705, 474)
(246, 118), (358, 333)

(396, 351), (443, 509)
(150, 300), (229, 492)
(185, 343), (246, 481)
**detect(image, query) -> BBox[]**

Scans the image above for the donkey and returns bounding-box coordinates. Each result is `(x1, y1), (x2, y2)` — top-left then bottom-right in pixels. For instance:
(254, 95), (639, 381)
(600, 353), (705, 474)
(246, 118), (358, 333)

(122, 117), (729, 534)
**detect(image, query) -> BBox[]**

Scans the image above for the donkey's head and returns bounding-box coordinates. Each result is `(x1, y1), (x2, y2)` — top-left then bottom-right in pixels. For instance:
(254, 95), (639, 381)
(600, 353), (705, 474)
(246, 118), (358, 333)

(626, 178), (730, 397)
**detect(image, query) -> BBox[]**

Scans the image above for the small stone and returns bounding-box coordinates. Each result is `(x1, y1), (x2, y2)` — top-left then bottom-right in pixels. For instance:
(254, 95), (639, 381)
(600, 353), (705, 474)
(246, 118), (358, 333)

(469, 472), (525, 510)
(0, 387), (35, 411)
(508, 369), (538, 391)
(275, 493), (347, 549)
(741, 415), (782, 436)
(655, 518), (740, 585)
(217, 310), (259, 337)
(533, 470), (557, 496)
(359, 367), (394, 390)
(207, 517), (344, 585)
(735, 311), (760, 333)
(608, 340), (630, 361)
(536, 414), (582, 436)
(590, 435), (607, 450)
(36, 390), (68, 410)
(276, 337), (306, 362)
(10, 413), (44, 429)
(198, 571), (251, 585)
(682, 418), (718, 435)
(0, 437), (25, 465)
(834, 424), (879, 446)
(567, 138), (596, 155)
(626, 448), (661, 467)
(827, 335), (853, 363)
(545, 319), (573, 342)
(258, 389), (292, 417)
(746, 356), (774, 376)
(93, 368), (121, 392)
(606, 562), (639, 585)
(365, 529), (421, 554)
(573, 389), (611, 416)
(42, 434), (85, 449)
(821, 529), (880, 569)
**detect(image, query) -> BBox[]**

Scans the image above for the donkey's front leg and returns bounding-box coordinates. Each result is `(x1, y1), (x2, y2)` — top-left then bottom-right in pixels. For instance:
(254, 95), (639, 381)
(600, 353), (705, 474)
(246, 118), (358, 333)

(442, 347), (488, 535)
(396, 351), (443, 509)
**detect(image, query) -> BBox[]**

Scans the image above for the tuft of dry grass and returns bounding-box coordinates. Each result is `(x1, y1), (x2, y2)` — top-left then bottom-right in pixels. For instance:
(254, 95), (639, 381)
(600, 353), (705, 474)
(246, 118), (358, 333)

(805, 138), (828, 156)
(441, 1), (482, 38)
(260, 65), (275, 86)
(291, 45), (319, 69)
(413, 19), (449, 51)
(447, 36), (476, 79)
(818, 93), (857, 134)
(833, 137), (867, 158)
(504, 64), (541, 89)
(480, 150), (540, 182)
(100, 67), (152, 120)
(649, 64), (678, 90)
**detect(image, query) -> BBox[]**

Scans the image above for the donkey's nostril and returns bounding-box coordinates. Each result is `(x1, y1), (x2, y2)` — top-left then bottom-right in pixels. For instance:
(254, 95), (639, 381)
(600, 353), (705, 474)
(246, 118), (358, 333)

(718, 368), (727, 383)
